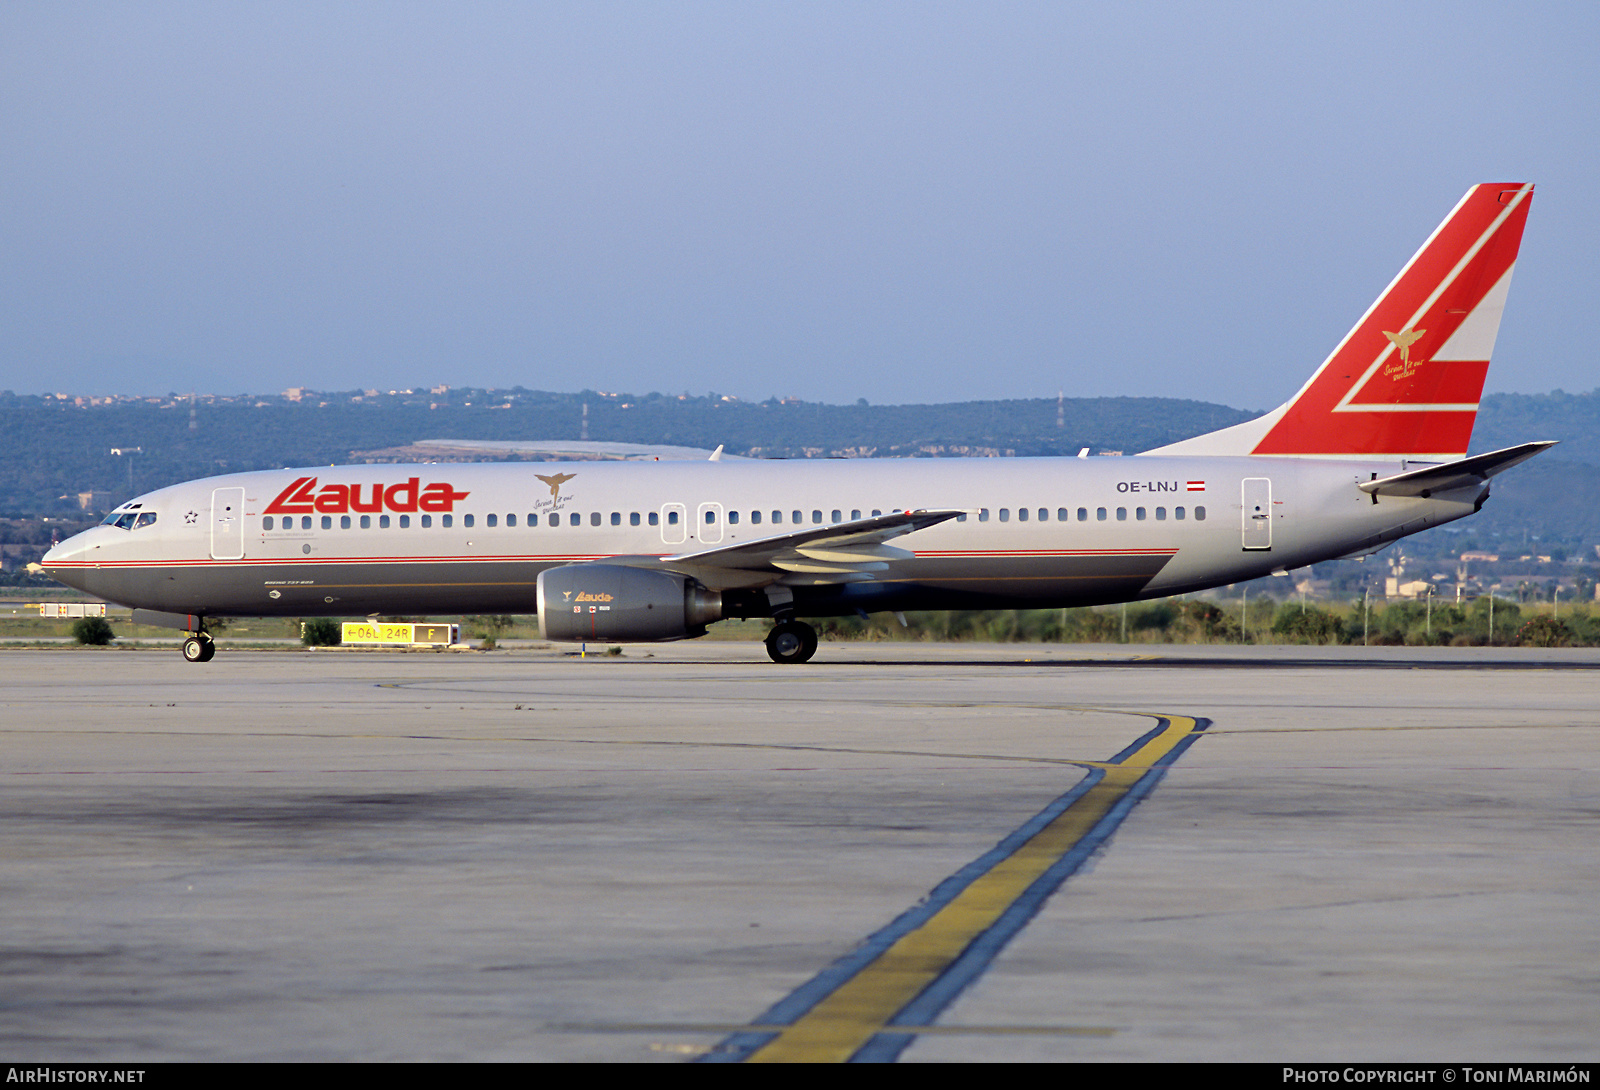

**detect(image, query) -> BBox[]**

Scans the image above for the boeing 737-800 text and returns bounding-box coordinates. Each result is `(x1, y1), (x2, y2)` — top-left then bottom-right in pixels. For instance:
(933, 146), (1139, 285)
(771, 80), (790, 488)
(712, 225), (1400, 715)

(43, 183), (1551, 663)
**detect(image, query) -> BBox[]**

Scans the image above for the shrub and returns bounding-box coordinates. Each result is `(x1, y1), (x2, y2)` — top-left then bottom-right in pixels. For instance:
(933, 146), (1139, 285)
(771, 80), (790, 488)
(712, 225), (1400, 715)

(1516, 616), (1573, 648)
(71, 616), (114, 645)
(468, 614), (515, 640)
(1176, 601), (1230, 640)
(1127, 601), (1177, 632)
(301, 618), (342, 646)
(1272, 605), (1346, 644)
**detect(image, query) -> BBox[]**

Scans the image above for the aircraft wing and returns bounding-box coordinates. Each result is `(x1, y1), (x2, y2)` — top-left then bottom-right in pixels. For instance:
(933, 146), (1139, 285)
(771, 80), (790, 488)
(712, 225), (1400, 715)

(1358, 441), (1557, 498)
(660, 508), (965, 585)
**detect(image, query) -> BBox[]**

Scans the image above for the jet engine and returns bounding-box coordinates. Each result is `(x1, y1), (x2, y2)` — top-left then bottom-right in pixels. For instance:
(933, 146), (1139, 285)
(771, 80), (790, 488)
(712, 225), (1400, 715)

(536, 564), (724, 642)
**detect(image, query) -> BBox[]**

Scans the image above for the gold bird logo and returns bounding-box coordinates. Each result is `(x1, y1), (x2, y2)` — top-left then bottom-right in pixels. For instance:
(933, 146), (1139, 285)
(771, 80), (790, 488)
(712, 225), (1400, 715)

(1381, 327), (1427, 380)
(535, 472), (576, 499)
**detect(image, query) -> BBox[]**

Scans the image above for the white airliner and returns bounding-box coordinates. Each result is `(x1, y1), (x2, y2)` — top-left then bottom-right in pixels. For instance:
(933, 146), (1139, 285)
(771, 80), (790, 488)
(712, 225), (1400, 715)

(43, 183), (1550, 664)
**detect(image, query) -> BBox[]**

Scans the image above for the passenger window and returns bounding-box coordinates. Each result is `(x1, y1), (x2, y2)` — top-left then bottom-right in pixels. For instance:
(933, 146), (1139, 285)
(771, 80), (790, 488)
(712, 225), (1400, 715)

(705, 510), (716, 525)
(442, 515), (453, 528)
(461, 515), (471, 528)
(812, 511), (822, 524)
(728, 510), (740, 525)
(483, 514), (494, 528)
(667, 511), (679, 525)
(871, 509), (881, 517)
(1175, 507), (1185, 520)
(999, 509), (1010, 522)
(1038, 508), (1048, 522)
(590, 512), (600, 527)
(649, 512), (659, 526)
(792, 511), (802, 524)
(611, 512), (621, 526)
(750, 511), (761, 525)
(340, 515), (351, 529)
(630, 512), (640, 526)
(507, 513), (516, 527)
(528, 513), (538, 526)
(957, 513), (967, 522)
(851, 509), (860, 520)
(1018, 508), (1028, 522)
(400, 515), (411, 528)
(360, 515), (371, 529)
(421, 515), (432, 528)
(1136, 507), (1146, 520)
(1117, 508), (1127, 521)
(1077, 508), (1087, 521)
(1195, 506), (1207, 521)
(1155, 507), (1166, 520)
(830, 510), (840, 523)
(380, 515), (390, 528)
(571, 513), (581, 527)
(322, 516), (333, 530)
(301, 516), (312, 530)
(1096, 508), (1107, 521)
(263, 516), (274, 531)
(979, 509), (990, 522)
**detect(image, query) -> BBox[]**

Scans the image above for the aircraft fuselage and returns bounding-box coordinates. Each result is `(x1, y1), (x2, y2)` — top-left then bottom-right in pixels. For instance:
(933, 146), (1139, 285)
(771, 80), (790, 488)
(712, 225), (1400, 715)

(43, 454), (1478, 621)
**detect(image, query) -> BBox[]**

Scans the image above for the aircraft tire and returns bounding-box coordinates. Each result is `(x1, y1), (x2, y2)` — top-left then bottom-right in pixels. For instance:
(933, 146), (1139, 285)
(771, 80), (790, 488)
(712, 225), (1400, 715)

(182, 636), (215, 663)
(765, 620), (818, 664)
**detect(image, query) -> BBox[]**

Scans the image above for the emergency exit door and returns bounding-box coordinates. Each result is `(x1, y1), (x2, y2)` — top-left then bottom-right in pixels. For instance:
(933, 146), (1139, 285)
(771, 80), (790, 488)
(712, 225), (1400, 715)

(1241, 478), (1272, 550)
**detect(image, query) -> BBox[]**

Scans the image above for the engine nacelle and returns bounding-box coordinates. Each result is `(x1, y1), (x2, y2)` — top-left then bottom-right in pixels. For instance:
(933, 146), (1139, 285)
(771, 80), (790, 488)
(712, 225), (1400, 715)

(536, 564), (723, 642)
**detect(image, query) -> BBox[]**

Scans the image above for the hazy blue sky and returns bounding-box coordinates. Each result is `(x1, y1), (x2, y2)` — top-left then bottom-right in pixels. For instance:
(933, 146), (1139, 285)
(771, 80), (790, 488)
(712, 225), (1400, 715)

(3, 2), (1595, 411)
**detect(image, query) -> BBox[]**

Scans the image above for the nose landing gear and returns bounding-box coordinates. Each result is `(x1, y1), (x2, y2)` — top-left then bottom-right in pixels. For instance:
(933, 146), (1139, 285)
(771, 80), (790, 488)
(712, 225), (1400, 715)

(764, 619), (818, 664)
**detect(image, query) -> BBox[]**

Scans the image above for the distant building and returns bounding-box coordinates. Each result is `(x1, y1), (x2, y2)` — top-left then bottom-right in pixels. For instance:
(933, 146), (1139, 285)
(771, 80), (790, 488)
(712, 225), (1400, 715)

(77, 491), (112, 512)
(1386, 578), (1434, 599)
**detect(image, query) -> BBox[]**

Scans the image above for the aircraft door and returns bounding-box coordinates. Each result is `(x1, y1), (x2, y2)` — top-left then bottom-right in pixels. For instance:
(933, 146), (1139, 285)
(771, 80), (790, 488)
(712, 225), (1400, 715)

(697, 502), (724, 544)
(660, 503), (687, 545)
(210, 487), (245, 560)
(1241, 478), (1272, 550)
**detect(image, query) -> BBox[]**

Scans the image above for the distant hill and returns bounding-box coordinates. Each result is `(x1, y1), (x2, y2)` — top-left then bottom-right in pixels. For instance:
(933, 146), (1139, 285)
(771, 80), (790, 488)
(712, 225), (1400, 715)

(0, 387), (1254, 513)
(1473, 390), (1600, 465)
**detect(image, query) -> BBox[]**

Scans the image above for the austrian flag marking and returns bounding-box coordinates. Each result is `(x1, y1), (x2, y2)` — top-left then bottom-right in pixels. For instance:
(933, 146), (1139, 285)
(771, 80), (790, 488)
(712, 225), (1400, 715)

(263, 476), (471, 516)
(1187, 481), (1206, 491)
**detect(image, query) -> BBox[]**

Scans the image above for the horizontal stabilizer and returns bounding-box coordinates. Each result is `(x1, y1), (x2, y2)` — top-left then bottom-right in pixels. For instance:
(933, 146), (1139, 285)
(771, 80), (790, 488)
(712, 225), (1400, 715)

(1358, 441), (1556, 497)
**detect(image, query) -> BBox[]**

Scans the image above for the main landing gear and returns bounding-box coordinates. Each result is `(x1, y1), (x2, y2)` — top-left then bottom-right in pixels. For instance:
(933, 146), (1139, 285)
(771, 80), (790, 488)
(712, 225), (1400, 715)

(764, 619), (818, 664)
(181, 631), (216, 663)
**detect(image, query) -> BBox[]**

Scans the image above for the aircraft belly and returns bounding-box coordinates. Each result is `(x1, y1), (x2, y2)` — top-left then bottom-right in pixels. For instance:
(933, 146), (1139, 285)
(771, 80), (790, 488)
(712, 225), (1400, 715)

(851, 551), (1177, 610)
(75, 560), (547, 617)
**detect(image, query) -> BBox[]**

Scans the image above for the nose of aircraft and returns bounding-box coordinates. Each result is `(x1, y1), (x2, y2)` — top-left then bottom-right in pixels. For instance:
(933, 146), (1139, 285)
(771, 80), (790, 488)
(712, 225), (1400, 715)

(41, 529), (94, 571)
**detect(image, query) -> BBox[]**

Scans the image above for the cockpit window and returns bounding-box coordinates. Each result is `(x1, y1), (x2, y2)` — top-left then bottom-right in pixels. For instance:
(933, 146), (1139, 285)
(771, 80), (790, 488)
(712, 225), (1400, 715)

(102, 509), (157, 530)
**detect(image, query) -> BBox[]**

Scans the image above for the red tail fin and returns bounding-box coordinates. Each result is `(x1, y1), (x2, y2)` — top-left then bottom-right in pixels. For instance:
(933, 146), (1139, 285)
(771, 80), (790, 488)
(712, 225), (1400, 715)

(1149, 183), (1533, 459)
